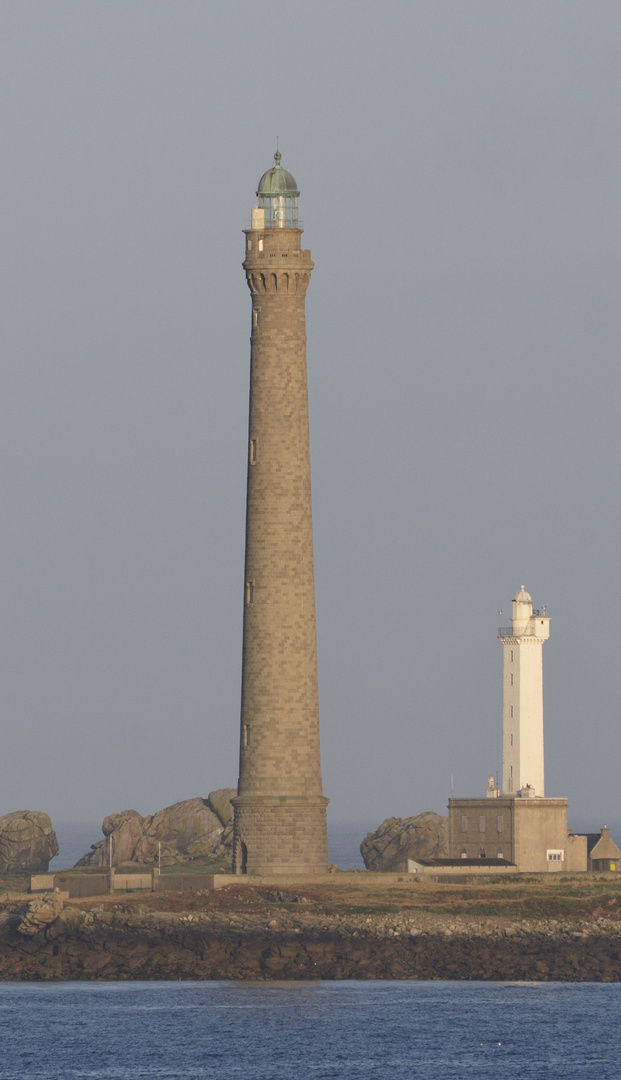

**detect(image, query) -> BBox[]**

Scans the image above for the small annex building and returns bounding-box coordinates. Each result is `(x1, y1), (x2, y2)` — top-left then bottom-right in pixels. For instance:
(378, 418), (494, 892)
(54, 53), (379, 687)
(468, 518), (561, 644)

(406, 856), (516, 881)
(585, 827), (621, 872)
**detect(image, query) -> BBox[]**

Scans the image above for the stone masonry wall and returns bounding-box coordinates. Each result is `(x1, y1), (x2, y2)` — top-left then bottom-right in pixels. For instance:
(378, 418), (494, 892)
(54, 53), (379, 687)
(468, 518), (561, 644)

(232, 796), (328, 876)
(234, 223), (328, 875)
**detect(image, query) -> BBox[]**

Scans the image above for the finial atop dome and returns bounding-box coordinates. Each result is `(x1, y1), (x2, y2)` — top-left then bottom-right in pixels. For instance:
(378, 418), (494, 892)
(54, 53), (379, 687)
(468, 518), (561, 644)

(257, 152), (300, 198)
(513, 585), (532, 603)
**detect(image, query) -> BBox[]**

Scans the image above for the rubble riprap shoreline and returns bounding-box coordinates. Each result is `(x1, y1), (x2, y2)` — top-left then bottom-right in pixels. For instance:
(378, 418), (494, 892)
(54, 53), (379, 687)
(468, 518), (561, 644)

(2, 879), (621, 981)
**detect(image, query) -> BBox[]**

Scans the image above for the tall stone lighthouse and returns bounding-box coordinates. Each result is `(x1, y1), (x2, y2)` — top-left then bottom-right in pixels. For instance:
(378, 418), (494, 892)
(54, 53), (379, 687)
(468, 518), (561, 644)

(499, 586), (550, 796)
(232, 152), (329, 876)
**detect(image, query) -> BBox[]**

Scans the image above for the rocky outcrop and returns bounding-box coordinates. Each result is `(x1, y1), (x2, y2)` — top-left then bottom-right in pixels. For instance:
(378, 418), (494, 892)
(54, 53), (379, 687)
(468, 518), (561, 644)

(101, 810), (145, 863)
(207, 818), (234, 861)
(206, 789), (234, 826)
(76, 792), (236, 868)
(0, 811), (59, 873)
(2, 893), (621, 981)
(17, 894), (64, 937)
(360, 812), (448, 872)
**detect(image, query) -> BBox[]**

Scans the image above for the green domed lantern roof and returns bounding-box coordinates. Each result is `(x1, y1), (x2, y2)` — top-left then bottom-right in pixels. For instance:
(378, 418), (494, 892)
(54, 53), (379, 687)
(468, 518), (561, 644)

(254, 151), (300, 229)
(257, 151), (300, 198)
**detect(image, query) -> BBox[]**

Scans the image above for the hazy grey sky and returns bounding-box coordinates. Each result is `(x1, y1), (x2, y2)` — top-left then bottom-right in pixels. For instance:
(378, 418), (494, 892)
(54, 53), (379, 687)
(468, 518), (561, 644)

(2, 1), (621, 833)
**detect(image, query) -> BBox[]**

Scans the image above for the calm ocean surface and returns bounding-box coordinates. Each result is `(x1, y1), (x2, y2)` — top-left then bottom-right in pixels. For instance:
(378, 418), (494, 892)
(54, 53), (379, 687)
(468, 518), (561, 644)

(0, 980), (618, 1079)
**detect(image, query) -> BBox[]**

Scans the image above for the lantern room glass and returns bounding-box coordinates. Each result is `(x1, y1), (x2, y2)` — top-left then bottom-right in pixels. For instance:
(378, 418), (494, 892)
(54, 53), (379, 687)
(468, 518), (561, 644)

(257, 193), (299, 228)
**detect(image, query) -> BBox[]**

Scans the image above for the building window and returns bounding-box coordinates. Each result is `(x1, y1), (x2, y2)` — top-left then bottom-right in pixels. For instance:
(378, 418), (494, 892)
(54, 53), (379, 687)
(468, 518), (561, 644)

(511, 650), (514, 662)
(510, 705), (514, 718)
(460, 816), (467, 833)
(243, 724), (251, 747)
(510, 765), (513, 777)
(510, 734), (513, 746)
(497, 849), (504, 859)
(249, 439), (257, 464)
(479, 847), (486, 858)
(547, 850), (564, 862)
(510, 673), (514, 686)
(496, 816), (503, 833)
(253, 309), (259, 328)
(245, 581), (254, 605)
(461, 848), (467, 859)
(247, 239), (253, 251)
(479, 815), (486, 833)
(258, 237), (263, 252)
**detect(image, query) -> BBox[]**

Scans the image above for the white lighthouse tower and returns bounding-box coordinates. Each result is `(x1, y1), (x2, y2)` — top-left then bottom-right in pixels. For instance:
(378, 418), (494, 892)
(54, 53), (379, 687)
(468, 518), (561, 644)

(449, 588), (585, 871)
(499, 587), (550, 797)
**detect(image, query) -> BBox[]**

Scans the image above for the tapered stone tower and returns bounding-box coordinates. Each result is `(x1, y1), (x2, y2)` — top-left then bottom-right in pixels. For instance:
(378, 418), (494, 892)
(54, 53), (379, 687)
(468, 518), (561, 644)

(232, 152), (329, 876)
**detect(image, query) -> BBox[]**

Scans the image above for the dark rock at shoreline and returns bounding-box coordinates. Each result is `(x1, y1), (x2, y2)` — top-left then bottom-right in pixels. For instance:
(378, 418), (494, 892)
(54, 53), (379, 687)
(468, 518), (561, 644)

(360, 812), (448, 871)
(75, 792), (236, 868)
(1, 897), (621, 982)
(0, 811), (59, 873)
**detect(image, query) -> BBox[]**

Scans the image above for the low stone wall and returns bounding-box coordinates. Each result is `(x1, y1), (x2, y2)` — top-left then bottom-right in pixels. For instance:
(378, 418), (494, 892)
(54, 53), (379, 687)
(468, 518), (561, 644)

(153, 875), (218, 892)
(111, 873), (152, 893)
(411, 864), (516, 881)
(30, 875), (55, 892)
(57, 874), (110, 898)
(32, 871), (218, 896)
(205, 868), (517, 889)
(34, 865), (600, 898)
(31, 874), (110, 898)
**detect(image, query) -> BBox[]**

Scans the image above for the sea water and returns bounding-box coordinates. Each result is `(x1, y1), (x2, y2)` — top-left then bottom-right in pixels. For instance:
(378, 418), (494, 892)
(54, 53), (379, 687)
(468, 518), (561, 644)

(0, 980), (618, 1079)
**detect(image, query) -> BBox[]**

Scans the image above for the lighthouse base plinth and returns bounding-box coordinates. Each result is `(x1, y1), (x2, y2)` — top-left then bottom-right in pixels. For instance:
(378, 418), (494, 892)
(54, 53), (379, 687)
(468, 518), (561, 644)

(232, 794), (329, 876)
